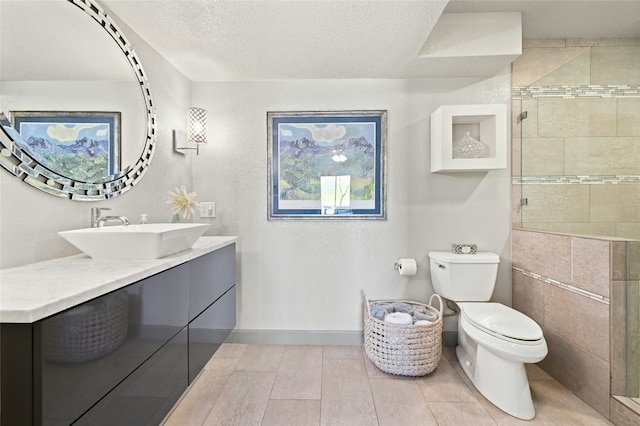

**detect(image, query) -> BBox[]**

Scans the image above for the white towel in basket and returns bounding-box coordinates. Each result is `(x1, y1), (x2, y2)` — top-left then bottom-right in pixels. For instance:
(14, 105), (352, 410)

(384, 312), (413, 325)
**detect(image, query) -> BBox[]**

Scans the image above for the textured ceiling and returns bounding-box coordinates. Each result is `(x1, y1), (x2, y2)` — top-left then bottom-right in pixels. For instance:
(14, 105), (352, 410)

(101, 0), (640, 82)
(104, 0), (448, 81)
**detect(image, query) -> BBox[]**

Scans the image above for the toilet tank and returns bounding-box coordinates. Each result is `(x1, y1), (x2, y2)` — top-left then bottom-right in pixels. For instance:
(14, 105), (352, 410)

(428, 251), (500, 302)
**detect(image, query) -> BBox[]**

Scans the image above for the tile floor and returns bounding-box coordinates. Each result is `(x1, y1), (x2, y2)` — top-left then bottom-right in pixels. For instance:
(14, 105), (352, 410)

(163, 344), (613, 425)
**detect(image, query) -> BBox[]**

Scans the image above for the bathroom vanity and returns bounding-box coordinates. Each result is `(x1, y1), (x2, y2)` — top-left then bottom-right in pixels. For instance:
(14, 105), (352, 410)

(0, 236), (237, 426)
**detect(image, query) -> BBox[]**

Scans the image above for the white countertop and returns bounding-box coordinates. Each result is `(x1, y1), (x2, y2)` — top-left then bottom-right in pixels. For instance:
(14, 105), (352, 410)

(0, 236), (238, 323)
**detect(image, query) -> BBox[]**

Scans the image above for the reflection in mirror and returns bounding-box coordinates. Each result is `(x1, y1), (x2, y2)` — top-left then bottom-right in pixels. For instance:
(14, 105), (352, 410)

(0, 0), (156, 200)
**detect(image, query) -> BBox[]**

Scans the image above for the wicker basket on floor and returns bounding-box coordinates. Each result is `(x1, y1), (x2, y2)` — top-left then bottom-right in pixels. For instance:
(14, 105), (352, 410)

(43, 291), (129, 363)
(363, 293), (443, 376)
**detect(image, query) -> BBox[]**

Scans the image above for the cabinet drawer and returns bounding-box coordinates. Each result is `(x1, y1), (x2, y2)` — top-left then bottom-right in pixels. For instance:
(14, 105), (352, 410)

(188, 286), (236, 383)
(75, 328), (188, 426)
(189, 243), (235, 320)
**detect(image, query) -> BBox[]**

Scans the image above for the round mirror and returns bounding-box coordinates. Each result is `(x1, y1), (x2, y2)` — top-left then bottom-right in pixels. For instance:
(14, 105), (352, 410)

(0, 0), (156, 200)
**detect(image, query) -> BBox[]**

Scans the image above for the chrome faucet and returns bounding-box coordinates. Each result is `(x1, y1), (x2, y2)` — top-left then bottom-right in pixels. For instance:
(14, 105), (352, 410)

(91, 207), (129, 228)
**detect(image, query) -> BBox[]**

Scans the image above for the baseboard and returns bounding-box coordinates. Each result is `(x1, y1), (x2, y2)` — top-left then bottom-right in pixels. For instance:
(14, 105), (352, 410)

(443, 331), (458, 346)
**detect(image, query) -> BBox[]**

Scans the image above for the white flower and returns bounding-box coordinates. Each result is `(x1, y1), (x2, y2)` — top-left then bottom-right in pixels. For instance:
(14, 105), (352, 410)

(167, 185), (200, 219)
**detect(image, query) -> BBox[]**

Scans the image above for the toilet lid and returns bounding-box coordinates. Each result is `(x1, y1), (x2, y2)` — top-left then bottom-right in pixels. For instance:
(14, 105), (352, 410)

(459, 303), (543, 341)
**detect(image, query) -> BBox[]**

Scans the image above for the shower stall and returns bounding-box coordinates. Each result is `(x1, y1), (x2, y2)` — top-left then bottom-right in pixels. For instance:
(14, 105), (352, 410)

(511, 28), (640, 421)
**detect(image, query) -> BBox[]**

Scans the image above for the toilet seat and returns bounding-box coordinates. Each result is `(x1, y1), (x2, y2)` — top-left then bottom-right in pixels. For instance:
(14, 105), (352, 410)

(458, 302), (543, 345)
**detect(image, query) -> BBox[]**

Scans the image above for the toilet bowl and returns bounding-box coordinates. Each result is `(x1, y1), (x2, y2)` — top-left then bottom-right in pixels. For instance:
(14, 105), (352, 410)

(428, 251), (548, 420)
(456, 302), (547, 420)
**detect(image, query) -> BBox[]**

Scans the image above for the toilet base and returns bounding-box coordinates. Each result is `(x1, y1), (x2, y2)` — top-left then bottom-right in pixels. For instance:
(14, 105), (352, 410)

(456, 337), (536, 420)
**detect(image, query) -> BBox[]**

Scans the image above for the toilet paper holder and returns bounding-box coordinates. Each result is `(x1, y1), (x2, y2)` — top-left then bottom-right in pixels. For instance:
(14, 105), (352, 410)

(394, 258), (417, 275)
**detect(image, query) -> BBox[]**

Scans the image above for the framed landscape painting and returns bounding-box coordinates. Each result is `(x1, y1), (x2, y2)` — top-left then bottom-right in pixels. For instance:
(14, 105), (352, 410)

(268, 110), (387, 220)
(12, 111), (121, 182)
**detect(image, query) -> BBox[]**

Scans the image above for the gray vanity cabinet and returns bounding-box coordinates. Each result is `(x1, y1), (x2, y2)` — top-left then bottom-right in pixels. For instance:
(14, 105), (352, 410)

(0, 243), (237, 426)
(40, 264), (190, 426)
(187, 243), (237, 383)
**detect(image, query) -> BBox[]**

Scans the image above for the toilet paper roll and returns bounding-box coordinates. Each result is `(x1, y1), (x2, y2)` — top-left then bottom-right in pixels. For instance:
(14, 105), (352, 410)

(396, 258), (417, 276)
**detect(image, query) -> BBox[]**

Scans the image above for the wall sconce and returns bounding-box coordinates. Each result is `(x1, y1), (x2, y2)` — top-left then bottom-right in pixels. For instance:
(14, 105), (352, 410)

(174, 107), (207, 155)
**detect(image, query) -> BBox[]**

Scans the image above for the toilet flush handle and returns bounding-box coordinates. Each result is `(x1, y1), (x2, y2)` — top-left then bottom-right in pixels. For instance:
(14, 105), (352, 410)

(436, 262), (446, 269)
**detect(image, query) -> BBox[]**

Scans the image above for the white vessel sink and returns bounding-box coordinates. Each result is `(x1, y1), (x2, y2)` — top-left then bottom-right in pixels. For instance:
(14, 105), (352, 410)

(59, 223), (210, 259)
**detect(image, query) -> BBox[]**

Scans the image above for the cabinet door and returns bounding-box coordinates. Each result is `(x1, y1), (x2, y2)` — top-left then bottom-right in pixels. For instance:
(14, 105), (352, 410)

(189, 286), (236, 383)
(40, 264), (189, 425)
(189, 243), (235, 321)
(74, 328), (188, 426)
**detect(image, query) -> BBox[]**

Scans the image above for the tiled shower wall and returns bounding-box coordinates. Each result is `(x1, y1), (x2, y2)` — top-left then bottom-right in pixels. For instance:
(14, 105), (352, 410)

(511, 39), (640, 424)
(512, 38), (640, 237)
(512, 229), (617, 418)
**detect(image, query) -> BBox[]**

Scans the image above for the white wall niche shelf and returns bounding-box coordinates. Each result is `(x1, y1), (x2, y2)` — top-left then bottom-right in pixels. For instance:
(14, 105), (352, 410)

(431, 104), (507, 172)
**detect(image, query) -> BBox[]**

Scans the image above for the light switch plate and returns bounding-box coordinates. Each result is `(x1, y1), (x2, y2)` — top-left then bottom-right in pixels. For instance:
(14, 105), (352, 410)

(199, 202), (216, 218)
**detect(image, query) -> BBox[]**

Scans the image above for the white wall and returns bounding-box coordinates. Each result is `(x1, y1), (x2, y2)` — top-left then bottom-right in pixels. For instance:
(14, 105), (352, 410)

(0, 10), (193, 269)
(192, 73), (513, 334)
(0, 4), (513, 336)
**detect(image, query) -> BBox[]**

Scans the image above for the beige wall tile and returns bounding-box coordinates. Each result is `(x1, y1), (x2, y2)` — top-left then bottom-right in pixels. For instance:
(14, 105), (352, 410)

(591, 184), (640, 223)
(618, 98), (640, 136)
(574, 37), (640, 47)
(610, 281), (628, 396)
(544, 285), (609, 361)
(512, 46), (589, 87)
(524, 222), (617, 238)
(512, 271), (545, 326)
(625, 281), (640, 397)
(522, 137), (564, 175)
(512, 99), (522, 138)
(611, 241), (628, 281)
(512, 136), (522, 176)
(572, 237), (610, 297)
(566, 39), (604, 47)
(565, 137), (640, 175)
(616, 223), (640, 241)
(524, 39), (567, 48)
(591, 45), (640, 84)
(628, 242), (640, 281)
(538, 328), (610, 418)
(610, 396), (640, 426)
(512, 185), (523, 228)
(521, 99), (538, 138)
(538, 98), (617, 138)
(521, 185), (590, 224)
(536, 51), (591, 86)
(512, 229), (572, 283)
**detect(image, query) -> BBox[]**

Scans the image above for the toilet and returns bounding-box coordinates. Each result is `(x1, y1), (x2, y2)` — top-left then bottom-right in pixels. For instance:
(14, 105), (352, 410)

(428, 251), (547, 420)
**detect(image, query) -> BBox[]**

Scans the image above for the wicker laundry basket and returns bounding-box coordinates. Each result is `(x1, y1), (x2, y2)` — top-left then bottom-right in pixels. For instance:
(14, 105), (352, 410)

(43, 291), (129, 363)
(364, 293), (443, 376)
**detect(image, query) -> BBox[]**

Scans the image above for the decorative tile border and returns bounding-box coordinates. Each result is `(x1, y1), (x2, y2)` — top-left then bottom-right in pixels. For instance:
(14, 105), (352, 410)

(512, 175), (640, 185)
(513, 84), (640, 99)
(513, 267), (610, 305)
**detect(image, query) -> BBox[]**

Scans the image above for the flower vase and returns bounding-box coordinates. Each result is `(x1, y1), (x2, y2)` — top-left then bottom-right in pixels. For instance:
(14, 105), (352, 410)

(452, 132), (486, 159)
(172, 214), (181, 223)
